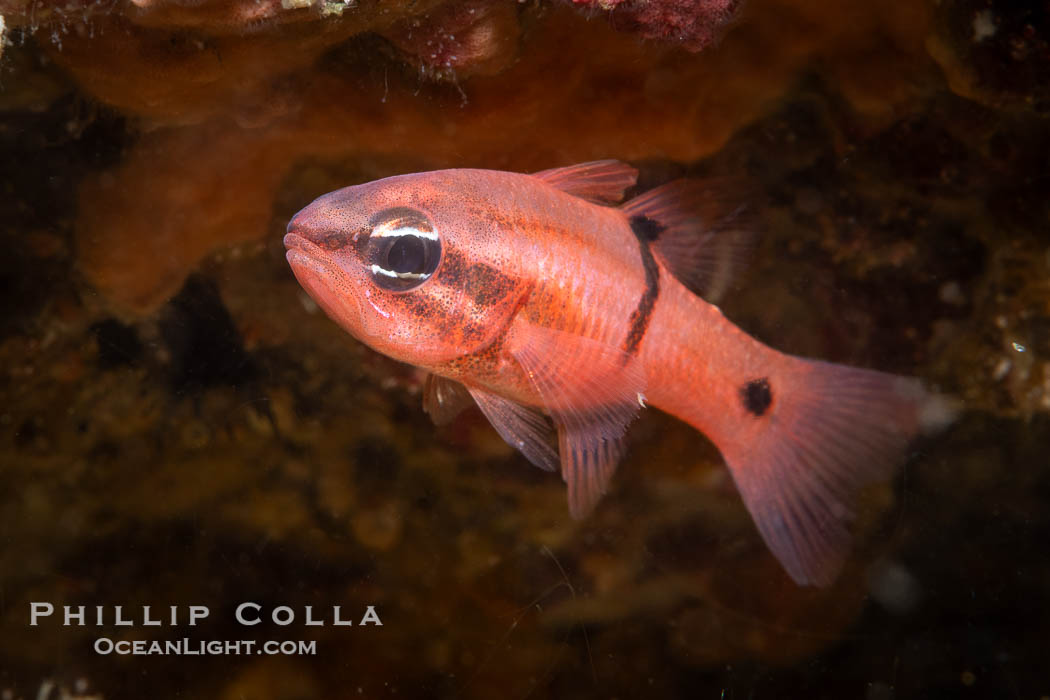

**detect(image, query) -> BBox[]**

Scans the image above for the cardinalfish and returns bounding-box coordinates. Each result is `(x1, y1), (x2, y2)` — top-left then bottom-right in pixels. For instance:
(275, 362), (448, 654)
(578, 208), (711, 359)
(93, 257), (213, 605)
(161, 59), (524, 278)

(284, 160), (953, 586)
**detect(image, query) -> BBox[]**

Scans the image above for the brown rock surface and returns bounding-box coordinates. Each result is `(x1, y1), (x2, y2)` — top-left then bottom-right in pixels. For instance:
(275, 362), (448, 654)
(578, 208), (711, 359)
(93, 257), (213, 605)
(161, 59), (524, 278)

(1, 0), (1048, 698)
(18, 0), (941, 315)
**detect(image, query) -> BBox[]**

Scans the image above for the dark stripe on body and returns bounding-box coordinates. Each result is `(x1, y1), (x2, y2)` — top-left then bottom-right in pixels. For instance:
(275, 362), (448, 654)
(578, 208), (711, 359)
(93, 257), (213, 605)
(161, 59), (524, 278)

(623, 216), (662, 356)
(396, 249), (522, 347)
(439, 249), (516, 308)
(629, 215), (666, 242)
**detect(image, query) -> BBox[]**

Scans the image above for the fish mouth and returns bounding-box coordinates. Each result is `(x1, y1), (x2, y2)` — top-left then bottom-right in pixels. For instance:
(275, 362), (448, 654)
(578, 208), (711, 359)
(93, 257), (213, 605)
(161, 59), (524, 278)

(284, 231), (343, 296)
(283, 232), (326, 271)
(283, 231), (364, 332)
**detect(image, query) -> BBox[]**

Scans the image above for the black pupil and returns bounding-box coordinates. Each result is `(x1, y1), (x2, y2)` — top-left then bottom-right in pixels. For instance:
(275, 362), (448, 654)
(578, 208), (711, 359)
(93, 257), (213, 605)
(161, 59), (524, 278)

(387, 235), (426, 274)
(367, 209), (439, 292)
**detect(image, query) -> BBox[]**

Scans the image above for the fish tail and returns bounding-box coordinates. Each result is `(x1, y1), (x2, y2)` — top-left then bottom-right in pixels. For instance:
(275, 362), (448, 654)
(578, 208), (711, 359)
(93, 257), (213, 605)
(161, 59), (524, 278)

(718, 356), (956, 586)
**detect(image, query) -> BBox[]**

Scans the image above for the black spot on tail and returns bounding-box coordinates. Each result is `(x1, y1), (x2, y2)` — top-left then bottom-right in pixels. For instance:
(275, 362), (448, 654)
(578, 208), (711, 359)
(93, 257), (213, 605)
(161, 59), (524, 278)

(629, 215), (666, 242)
(741, 378), (772, 417)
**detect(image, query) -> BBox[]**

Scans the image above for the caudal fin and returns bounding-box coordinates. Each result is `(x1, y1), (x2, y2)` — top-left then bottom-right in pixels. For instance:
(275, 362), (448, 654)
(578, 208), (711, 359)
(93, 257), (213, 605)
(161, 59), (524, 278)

(721, 359), (956, 586)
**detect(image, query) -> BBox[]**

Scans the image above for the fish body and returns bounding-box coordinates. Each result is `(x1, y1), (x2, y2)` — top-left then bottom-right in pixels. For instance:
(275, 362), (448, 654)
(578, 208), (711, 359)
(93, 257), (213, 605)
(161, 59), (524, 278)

(285, 161), (951, 586)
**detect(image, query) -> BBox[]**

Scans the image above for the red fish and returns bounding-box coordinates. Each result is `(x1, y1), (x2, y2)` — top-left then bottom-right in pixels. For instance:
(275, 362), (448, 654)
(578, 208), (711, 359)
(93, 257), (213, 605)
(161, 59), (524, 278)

(284, 160), (952, 586)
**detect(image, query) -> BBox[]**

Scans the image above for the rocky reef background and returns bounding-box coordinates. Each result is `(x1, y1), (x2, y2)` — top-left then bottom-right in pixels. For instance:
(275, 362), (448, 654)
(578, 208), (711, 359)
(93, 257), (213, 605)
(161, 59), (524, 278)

(0, 0), (1048, 697)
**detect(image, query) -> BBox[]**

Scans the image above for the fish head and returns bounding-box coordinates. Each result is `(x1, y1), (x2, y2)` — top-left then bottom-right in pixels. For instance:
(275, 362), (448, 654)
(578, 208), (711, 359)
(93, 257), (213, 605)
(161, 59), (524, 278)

(284, 172), (529, 368)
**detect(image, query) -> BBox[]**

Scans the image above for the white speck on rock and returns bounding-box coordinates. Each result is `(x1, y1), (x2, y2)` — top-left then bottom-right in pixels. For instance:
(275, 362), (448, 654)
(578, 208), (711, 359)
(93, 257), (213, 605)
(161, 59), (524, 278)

(867, 560), (922, 615)
(938, 281), (965, 305)
(973, 10), (997, 42)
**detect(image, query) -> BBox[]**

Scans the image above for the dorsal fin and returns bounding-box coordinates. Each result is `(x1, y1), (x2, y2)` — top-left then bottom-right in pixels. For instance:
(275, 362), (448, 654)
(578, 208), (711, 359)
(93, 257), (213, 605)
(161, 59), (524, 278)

(622, 178), (756, 304)
(532, 160), (639, 205)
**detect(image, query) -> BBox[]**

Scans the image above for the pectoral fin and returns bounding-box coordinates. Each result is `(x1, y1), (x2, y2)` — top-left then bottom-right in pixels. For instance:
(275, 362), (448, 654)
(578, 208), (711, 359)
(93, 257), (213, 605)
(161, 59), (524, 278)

(468, 387), (558, 472)
(508, 321), (647, 517)
(423, 374), (474, 426)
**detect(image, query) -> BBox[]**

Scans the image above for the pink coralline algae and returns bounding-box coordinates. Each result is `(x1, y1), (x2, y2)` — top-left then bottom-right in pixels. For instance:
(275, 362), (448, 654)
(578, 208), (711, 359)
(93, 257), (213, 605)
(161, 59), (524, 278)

(570, 0), (742, 51)
(381, 0), (521, 80)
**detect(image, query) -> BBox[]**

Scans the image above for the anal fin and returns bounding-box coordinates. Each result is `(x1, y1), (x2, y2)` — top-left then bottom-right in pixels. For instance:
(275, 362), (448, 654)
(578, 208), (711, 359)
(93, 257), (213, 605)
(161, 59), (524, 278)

(555, 409), (633, 518)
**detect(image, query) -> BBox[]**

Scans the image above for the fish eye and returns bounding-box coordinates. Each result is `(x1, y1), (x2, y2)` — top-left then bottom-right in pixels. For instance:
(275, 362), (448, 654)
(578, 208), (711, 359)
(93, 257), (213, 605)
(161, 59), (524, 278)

(366, 209), (441, 292)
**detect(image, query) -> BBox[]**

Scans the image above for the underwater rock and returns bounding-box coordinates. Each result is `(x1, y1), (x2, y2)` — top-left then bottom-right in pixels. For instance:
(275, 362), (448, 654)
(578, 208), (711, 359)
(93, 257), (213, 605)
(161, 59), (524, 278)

(350, 500), (404, 551)
(667, 559), (870, 666)
(2, 0), (449, 123)
(38, 8), (437, 123)
(220, 659), (320, 700)
(60, 0), (938, 315)
(938, 237), (1050, 416)
(0, 0), (447, 33)
(3, 1), (1050, 697)
(569, 0), (741, 51)
(380, 0), (521, 80)
(926, 0), (1050, 111)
